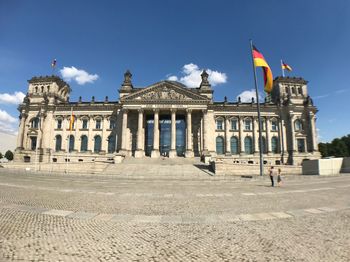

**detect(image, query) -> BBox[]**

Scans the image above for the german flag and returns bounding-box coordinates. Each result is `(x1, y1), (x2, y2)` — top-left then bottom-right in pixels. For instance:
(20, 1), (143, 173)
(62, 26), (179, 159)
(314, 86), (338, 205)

(252, 45), (273, 93)
(69, 111), (75, 131)
(282, 61), (292, 71)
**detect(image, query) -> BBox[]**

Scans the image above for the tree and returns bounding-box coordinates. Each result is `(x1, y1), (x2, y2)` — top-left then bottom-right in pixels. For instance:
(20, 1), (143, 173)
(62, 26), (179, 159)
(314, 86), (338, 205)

(0, 152), (3, 159)
(318, 134), (350, 158)
(4, 150), (13, 161)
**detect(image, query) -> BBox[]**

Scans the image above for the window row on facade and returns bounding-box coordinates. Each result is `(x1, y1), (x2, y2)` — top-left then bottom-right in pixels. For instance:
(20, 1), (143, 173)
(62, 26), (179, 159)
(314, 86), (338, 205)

(53, 134), (116, 153)
(29, 117), (117, 130)
(215, 117), (279, 131)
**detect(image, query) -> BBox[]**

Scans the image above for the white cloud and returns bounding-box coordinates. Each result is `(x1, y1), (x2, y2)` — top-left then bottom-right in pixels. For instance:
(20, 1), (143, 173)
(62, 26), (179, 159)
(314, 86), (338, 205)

(167, 63), (227, 88)
(236, 89), (262, 103)
(0, 109), (18, 135)
(60, 66), (99, 85)
(0, 91), (25, 105)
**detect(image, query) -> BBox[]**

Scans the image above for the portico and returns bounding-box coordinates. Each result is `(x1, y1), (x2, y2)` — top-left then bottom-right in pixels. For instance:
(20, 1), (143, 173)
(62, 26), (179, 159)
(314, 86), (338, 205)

(121, 107), (198, 158)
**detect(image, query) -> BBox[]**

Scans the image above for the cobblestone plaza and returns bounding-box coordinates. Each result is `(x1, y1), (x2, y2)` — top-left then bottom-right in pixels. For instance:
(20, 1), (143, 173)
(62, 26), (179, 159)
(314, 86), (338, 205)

(0, 169), (349, 261)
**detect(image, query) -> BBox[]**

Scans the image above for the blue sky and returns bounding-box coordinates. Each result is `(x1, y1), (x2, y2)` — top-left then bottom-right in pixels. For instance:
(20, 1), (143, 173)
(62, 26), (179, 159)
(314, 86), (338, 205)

(0, 0), (349, 142)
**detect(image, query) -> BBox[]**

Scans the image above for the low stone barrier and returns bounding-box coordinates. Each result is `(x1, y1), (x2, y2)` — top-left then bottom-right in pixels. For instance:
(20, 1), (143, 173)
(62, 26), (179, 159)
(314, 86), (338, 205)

(212, 158), (301, 176)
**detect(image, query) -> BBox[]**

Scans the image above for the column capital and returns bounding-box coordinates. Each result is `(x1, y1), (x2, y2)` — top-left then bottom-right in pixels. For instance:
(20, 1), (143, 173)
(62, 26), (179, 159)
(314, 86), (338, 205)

(153, 109), (159, 113)
(122, 109), (129, 113)
(138, 108), (144, 113)
(186, 108), (192, 114)
(202, 109), (207, 114)
(170, 108), (177, 114)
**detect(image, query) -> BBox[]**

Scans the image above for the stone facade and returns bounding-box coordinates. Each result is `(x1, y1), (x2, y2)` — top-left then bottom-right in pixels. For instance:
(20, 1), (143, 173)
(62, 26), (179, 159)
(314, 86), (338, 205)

(14, 71), (320, 166)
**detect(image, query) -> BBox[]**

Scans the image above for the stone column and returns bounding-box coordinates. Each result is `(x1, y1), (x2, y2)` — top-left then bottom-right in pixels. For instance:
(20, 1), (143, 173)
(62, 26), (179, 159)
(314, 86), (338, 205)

(101, 116), (108, 153)
(62, 117), (68, 152)
(239, 116), (245, 154)
(16, 113), (27, 150)
(120, 109), (128, 154)
(185, 109), (194, 157)
(290, 113), (297, 152)
(309, 112), (318, 151)
(169, 109), (177, 158)
(151, 109), (160, 158)
(253, 117), (259, 154)
(281, 118), (288, 153)
(202, 110), (209, 155)
(225, 116), (230, 155)
(87, 116), (93, 152)
(266, 117), (271, 154)
(135, 109), (144, 158)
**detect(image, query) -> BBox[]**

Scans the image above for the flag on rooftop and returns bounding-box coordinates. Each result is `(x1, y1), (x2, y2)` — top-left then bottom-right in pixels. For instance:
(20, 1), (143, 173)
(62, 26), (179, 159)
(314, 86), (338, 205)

(51, 59), (57, 68)
(282, 61), (292, 71)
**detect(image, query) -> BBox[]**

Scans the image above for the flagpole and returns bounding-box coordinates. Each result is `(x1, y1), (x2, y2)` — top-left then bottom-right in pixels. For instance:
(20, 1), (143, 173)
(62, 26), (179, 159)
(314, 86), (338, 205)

(250, 40), (264, 177)
(281, 59), (285, 77)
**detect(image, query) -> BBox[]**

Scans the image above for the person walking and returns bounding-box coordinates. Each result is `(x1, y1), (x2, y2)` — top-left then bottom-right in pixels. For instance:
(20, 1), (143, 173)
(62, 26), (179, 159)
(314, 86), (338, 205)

(277, 168), (283, 186)
(269, 166), (275, 187)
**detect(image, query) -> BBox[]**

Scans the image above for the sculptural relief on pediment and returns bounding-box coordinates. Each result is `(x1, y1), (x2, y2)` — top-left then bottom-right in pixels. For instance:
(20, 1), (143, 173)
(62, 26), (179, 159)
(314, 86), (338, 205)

(134, 87), (192, 101)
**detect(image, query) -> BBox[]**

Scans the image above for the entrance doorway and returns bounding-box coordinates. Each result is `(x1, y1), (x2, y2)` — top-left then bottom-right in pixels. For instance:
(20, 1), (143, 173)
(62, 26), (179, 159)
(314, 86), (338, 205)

(145, 114), (186, 157)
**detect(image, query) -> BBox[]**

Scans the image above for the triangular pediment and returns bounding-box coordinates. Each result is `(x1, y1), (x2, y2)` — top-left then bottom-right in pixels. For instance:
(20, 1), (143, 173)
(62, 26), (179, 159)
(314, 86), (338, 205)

(121, 81), (209, 102)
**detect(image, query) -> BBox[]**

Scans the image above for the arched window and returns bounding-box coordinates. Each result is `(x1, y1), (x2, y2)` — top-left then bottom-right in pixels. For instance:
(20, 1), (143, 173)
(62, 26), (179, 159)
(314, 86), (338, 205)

(231, 118), (238, 130)
(216, 136), (224, 155)
(31, 118), (39, 129)
(244, 118), (252, 131)
(292, 87), (296, 94)
(295, 119), (303, 131)
(108, 135), (116, 153)
(244, 136), (253, 154)
(80, 135), (88, 152)
(69, 135), (75, 152)
(261, 137), (267, 154)
(94, 135), (102, 153)
(271, 136), (279, 153)
(216, 118), (224, 130)
(55, 135), (62, 151)
(230, 136), (239, 154)
(298, 87), (303, 95)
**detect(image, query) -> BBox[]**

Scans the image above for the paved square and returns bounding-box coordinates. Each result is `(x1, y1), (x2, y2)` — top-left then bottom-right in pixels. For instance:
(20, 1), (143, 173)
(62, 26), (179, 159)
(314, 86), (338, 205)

(0, 170), (349, 261)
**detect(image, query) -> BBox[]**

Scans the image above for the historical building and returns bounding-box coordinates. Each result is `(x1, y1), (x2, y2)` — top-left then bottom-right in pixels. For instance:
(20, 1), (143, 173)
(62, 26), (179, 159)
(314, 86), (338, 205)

(14, 70), (320, 166)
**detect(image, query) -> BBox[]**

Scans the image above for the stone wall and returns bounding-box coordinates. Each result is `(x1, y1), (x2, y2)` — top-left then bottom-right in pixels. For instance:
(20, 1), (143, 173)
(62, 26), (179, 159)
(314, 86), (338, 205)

(212, 157), (302, 176)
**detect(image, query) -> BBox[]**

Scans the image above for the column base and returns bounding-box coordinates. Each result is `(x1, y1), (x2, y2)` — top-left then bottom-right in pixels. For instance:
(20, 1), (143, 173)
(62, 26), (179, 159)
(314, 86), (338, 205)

(119, 150), (130, 157)
(134, 150), (145, 158)
(169, 150), (177, 158)
(151, 150), (160, 158)
(185, 150), (194, 158)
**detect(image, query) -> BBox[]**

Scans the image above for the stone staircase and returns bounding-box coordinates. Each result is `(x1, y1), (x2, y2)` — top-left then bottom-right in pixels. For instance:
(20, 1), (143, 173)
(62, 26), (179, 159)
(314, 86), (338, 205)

(103, 157), (214, 178)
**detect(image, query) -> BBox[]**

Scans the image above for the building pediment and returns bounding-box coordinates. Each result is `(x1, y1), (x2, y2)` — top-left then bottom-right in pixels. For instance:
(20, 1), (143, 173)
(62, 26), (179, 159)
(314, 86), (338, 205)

(121, 81), (210, 103)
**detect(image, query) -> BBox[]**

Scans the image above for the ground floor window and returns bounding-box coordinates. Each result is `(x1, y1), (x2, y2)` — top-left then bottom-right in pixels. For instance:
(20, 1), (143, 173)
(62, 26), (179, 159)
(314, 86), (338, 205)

(108, 135), (116, 153)
(230, 136), (239, 154)
(216, 136), (224, 155)
(244, 136), (253, 154)
(55, 135), (62, 151)
(94, 135), (102, 153)
(30, 136), (37, 151)
(297, 138), (305, 152)
(80, 135), (88, 152)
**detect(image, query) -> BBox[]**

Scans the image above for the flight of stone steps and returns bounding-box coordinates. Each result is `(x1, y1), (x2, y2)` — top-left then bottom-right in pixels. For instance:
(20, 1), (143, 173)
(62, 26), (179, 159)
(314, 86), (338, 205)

(103, 157), (214, 178)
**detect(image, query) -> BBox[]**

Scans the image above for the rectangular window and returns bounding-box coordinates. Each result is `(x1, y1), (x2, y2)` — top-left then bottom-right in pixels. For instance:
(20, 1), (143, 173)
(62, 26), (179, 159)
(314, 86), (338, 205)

(231, 119), (238, 130)
(297, 139), (305, 152)
(82, 119), (88, 129)
(109, 120), (116, 129)
(96, 119), (101, 129)
(57, 119), (62, 129)
(216, 120), (223, 130)
(245, 120), (252, 131)
(271, 121), (278, 131)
